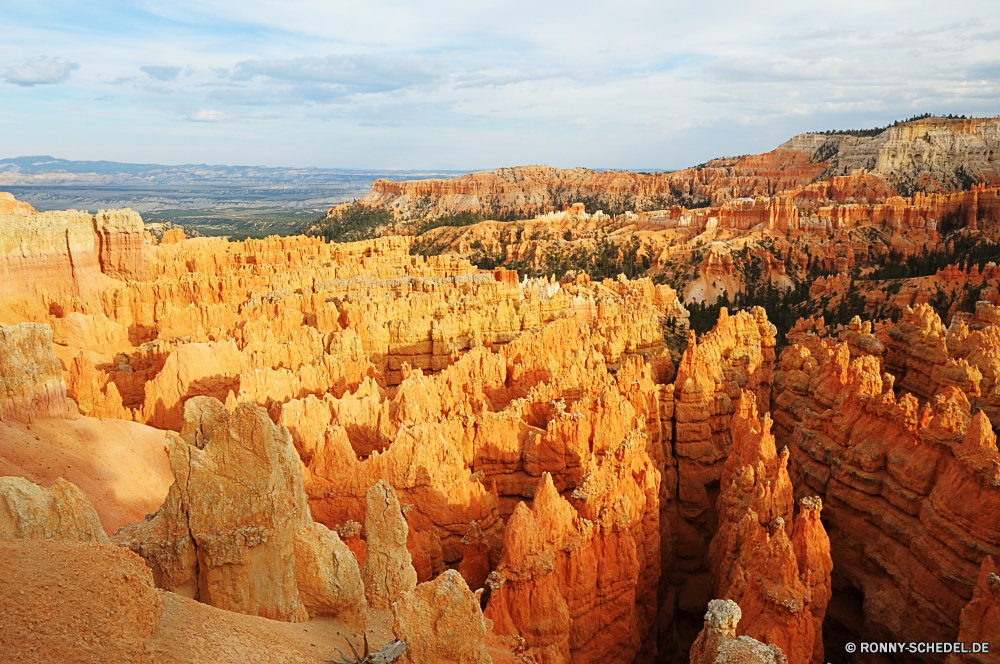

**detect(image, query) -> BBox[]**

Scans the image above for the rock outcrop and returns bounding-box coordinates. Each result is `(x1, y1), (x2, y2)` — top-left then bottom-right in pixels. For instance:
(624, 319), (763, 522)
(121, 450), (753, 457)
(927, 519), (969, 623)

(0, 323), (73, 423)
(140, 341), (242, 430)
(92, 209), (151, 282)
(708, 392), (793, 603)
(783, 117), (1000, 193)
(689, 600), (787, 664)
(772, 329), (1000, 657)
(947, 555), (1000, 664)
(0, 191), (35, 214)
(9, 156), (1000, 664)
(294, 521), (368, 631)
(394, 569), (492, 664)
(299, 308), (672, 588)
(707, 391), (831, 664)
(484, 458), (659, 664)
(115, 397), (312, 621)
(671, 309), (777, 578)
(0, 476), (108, 542)
(361, 479), (418, 610)
(351, 148), (832, 221)
(0, 209), (122, 306)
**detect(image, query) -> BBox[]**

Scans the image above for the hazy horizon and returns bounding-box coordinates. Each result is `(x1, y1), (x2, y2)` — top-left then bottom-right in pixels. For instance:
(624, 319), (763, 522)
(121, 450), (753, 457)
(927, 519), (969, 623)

(3, 1), (999, 171)
(0, 154), (689, 173)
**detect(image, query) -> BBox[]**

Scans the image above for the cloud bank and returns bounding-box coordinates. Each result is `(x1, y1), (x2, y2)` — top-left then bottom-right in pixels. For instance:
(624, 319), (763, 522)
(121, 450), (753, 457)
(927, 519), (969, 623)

(0, 1), (998, 169)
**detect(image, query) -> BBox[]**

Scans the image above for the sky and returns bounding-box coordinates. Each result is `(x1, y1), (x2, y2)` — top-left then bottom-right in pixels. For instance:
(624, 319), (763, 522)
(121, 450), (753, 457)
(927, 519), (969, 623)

(1, 0), (999, 171)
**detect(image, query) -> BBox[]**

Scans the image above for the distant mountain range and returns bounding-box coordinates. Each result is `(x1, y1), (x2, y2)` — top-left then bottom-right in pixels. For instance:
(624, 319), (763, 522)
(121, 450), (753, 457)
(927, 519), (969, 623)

(0, 156), (467, 188)
(0, 156), (472, 237)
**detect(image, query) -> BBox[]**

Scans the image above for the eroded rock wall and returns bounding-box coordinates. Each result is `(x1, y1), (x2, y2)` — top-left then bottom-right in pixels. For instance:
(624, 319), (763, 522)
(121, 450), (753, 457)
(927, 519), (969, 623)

(772, 330), (1000, 658)
(706, 391), (832, 664)
(670, 308), (777, 578)
(0, 322), (73, 422)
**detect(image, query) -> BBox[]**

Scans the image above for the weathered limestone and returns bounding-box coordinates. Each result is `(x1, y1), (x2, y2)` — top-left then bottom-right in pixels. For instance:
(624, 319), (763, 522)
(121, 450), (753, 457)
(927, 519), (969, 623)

(689, 600), (787, 664)
(0, 323), (73, 423)
(0, 476), (108, 542)
(294, 521), (368, 631)
(361, 479), (418, 610)
(946, 555), (1000, 664)
(140, 341), (242, 430)
(707, 391), (831, 664)
(115, 397), (312, 621)
(483, 437), (660, 664)
(772, 330), (1000, 656)
(394, 569), (492, 664)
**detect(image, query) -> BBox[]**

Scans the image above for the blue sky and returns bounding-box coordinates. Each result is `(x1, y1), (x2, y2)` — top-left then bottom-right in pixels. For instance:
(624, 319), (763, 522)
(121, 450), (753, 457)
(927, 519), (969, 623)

(1, 0), (999, 170)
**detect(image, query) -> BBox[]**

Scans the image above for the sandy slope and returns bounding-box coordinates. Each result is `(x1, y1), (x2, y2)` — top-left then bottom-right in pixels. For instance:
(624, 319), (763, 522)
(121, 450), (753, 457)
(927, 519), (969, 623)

(0, 417), (173, 534)
(151, 595), (395, 664)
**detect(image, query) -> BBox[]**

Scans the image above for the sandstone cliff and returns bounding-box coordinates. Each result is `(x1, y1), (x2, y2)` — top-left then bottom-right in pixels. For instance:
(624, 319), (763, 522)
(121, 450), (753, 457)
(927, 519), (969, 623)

(707, 391), (832, 664)
(947, 555), (1000, 664)
(352, 148), (830, 222)
(781, 118), (1000, 194)
(0, 208), (143, 311)
(345, 118), (997, 228)
(671, 308), (777, 579)
(9, 193), (1000, 664)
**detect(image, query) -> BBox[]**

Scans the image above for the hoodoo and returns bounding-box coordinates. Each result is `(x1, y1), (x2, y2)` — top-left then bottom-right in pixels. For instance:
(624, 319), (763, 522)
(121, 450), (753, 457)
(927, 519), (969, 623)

(4, 114), (1000, 662)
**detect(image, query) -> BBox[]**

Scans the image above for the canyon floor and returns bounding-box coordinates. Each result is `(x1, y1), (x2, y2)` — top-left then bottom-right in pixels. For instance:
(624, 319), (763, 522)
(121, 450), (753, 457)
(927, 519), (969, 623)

(1, 115), (999, 664)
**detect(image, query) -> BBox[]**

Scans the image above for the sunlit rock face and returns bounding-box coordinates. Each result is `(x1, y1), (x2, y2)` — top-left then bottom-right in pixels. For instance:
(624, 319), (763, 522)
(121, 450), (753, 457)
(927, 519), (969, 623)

(4, 128), (1000, 664)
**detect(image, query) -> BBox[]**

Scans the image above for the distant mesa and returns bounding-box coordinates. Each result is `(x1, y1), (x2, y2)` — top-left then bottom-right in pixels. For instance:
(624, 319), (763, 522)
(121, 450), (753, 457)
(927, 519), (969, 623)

(333, 116), (1000, 225)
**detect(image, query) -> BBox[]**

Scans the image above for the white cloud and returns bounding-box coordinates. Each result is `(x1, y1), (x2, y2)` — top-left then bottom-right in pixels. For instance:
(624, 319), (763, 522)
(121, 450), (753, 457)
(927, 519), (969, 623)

(188, 109), (230, 122)
(3, 57), (79, 87)
(2, 0), (999, 167)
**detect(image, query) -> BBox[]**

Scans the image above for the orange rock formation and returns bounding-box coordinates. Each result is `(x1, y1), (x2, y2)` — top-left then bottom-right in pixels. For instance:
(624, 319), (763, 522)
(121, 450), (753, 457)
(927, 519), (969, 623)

(947, 556), (1000, 664)
(116, 397), (314, 621)
(394, 569), (492, 664)
(707, 391), (832, 664)
(0, 191), (35, 214)
(772, 319), (1000, 655)
(0, 323), (74, 422)
(0, 476), (108, 542)
(8, 180), (1000, 663)
(362, 479), (419, 610)
(353, 149), (829, 221)
(671, 309), (777, 575)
